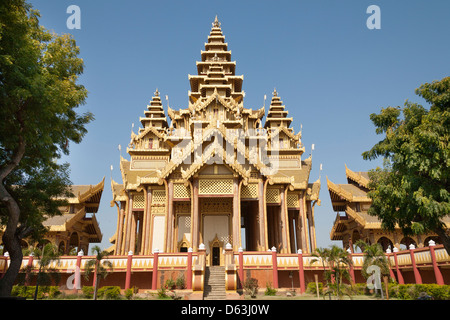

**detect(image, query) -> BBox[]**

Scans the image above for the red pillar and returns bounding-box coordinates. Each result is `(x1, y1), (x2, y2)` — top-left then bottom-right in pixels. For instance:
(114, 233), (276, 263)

(297, 249), (305, 294)
(385, 249), (396, 279)
(238, 247), (244, 289)
(428, 241), (444, 285)
(409, 244), (422, 284)
(151, 249), (159, 290)
(186, 248), (193, 290)
(393, 248), (404, 284)
(125, 251), (133, 290)
(271, 247), (278, 289)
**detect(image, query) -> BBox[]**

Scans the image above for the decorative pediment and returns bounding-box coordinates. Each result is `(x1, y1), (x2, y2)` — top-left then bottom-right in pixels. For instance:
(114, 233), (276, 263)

(131, 126), (165, 143)
(159, 125), (273, 181)
(179, 141), (251, 181)
(192, 89), (241, 116)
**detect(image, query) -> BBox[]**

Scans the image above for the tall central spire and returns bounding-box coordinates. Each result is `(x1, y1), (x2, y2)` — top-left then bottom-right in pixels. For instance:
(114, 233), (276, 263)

(188, 16), (244, 104)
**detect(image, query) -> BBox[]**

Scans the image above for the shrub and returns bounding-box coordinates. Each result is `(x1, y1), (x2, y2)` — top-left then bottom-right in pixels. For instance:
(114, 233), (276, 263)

(165, 278), (176, 290)
(388, 284), (450, 300)
(125, 287), (137, 300)
(243, 278), (259, 298)
(48, 286), (61, 299)
(157, 285), (170, 299)
(351, 283), (370, 296)
(12, 285), (33, 299)
(97, 286), (121, 299)
(307, 281), (323, 295)
(11, 285), (61, 299)
(82, 286), (94, 299)
(425, 284), (450, 300)
(176, 274), (185, 289)
(264, 282), (277, 296)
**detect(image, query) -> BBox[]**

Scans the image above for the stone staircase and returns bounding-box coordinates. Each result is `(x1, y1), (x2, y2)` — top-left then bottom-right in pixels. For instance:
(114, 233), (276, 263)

(203, 266), (226, 300)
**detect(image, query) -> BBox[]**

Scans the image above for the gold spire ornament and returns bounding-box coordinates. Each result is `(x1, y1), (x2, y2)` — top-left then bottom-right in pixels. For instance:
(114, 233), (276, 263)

(212, 15), (221, 28)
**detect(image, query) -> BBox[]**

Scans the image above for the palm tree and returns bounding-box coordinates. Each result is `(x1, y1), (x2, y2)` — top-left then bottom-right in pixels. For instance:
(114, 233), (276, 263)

(310, 245), (352, 300)
(326, 245), (352, 299)
(354, 240), (390, 279)
(310, 247), (330, 273)
(30, 243), (61, 300)
(84, 246), (113, 300)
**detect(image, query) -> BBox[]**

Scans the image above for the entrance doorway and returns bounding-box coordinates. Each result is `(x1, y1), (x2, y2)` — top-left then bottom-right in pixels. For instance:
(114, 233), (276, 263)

(212, 246), (220, 266)
(240, 201), (259, 251)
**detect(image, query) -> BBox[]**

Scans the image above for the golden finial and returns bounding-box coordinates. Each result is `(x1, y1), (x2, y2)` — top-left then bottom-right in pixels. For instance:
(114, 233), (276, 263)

(154, 88), (160, 97)
(273, 88), (278, 97)
(212, 15), (221, 28)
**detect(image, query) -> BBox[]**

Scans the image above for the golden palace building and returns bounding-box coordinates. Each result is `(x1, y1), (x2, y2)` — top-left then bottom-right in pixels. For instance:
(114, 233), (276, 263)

(4, 18), (450, 295)
(110, 17), (321, 265)
(0, 179), (104, 254)
(327, 166), (450, 252)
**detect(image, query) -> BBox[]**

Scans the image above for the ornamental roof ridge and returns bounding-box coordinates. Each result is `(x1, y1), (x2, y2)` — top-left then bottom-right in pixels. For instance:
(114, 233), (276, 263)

(77, 177), (105, 203)
(195, 89), (237, 112)
(345, 164), (370, 188)
(345, 205), (367, 228)
(326, 176), (353, 202)
(159, 124), (247, 179)
(131, 124), (166, 142)
(179, 143), (251, 181)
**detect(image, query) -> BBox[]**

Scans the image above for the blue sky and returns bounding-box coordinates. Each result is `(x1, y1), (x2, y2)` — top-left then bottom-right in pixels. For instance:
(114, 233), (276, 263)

(29, 0), (450, 251)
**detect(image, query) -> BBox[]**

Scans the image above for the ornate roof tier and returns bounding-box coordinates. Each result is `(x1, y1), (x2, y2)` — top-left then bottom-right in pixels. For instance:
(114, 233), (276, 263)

(264, 89), (293, 128)
(139, 89), (168, 129)
(42, 178), (105, 243)
(119, 17), (312, 193)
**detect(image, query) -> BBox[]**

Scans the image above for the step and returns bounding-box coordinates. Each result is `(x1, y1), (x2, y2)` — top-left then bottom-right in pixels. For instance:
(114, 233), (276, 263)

(203, 266), (227, 300)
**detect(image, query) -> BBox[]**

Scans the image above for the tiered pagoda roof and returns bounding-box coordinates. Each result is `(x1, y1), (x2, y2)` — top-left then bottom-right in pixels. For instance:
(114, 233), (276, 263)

(264, 89), (293, 129)
(140, 89), (168, 130)
(117, 16), (317, 195)
(43, 178), (105, 242)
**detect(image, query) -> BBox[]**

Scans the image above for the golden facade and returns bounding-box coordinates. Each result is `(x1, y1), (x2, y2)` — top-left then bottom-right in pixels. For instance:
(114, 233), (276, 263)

(110, 17), (320, 264)
(327, 166), (449, 252)
(0, 179), (104, 254)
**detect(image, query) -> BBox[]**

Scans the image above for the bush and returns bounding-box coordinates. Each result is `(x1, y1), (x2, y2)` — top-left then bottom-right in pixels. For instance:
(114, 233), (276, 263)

(351, 283), (370, 296)
(424, 284), (450, 300)
(12, 285), (34, 299)
(97, 286), (121, 299)
(165, 278), (176, 290)
(157, 285), (170, 299)
(11, 285), (61, 299)
(243, 278), (259, 298)
(307, 281), (323, 295)
(48, 286), (61, 298)
(388, 284), (450, 300)
(264, 282), (277, 296)
(125, 287), (137, 300)
(82, 286), (94, 299)
(176, 274), (185, 289)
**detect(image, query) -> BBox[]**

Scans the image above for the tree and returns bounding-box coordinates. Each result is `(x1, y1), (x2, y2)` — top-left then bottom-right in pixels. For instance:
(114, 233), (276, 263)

(0, 0), (93, 297)
(29, 243), (61, 300)
(310, 245), (353, 300)
(84, 246), (113, 300)
(354, 240), (390, 279)
(310, 247), (330, 274)
(363, 77), (450, 255)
